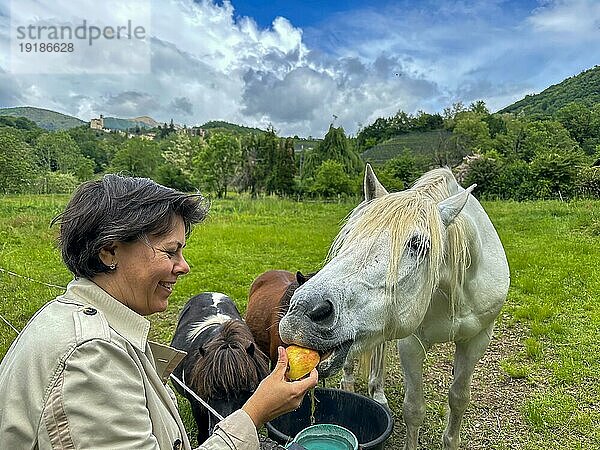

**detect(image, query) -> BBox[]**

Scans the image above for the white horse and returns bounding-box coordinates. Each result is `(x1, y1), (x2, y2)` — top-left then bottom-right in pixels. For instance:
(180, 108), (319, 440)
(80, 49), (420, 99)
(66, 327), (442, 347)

(280, 164), (509, 450)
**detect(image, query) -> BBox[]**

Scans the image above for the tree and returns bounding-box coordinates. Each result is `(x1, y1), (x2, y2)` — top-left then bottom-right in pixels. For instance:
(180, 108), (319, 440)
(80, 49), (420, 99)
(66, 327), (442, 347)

(492, 116), (528, 162)
(412, 111), (444, 131)
(156, 133), (201, 191)
(110, 138), (163, 178)
(257, 128), (280, 195)
(357, 117), (392, 150)
(380, 150), (426, 189)
(0, 129), (37, 193)
(68, 126), (115, 173)
(555, 102), (600, 155)
(266, 137), (296, 196)
(236, 134), (262, 197)
(442, 101), (467, 129)
(524, 120), (587, 198)
(469, 100), (489, 115)
(304, 125), (361, 178)
(310, 160), (353, 198)
(497, 160), (537, 201)
(236, 129), (297, 197)
(452, 113), (492, 155)
(34, 131), (94, 181)
(575, 167), (600, 198)
(193, 132), (241, 198)
(0, 115), (38, 130)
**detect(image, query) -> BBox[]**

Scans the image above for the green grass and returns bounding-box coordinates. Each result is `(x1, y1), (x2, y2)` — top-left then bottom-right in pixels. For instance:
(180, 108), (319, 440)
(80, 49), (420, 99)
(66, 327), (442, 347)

(1, 195), (599, 448)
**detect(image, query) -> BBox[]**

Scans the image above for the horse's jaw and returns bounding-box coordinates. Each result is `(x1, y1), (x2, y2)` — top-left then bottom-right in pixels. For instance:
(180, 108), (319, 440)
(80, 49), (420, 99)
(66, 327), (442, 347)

(316, 339), (354, 378)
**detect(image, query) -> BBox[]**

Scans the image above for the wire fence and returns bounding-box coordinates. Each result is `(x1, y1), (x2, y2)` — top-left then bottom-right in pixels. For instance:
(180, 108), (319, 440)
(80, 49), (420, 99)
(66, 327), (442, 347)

(0, 266), (67, 335)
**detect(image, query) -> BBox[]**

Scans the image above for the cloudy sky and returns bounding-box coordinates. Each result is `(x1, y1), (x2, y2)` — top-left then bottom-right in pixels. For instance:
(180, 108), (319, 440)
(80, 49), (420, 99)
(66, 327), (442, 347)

(1, 0), (599, 137)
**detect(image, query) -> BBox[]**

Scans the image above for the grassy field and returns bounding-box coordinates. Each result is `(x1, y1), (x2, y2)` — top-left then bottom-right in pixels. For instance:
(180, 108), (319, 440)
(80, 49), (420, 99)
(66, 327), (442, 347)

(1, 195), (599, 449)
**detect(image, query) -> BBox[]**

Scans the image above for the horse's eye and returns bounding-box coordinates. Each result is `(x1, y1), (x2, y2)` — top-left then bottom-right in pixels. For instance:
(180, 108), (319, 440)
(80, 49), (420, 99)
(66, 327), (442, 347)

(406, 235), (430, 258)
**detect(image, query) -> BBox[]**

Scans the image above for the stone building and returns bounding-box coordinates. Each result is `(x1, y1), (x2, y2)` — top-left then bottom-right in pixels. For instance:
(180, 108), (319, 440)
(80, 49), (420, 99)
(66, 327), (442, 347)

(90, 114), (104, 130)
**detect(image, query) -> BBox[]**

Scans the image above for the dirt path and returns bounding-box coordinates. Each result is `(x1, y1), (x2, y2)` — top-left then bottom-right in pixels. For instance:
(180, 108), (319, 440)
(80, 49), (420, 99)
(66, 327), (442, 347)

(329, 315), (533, 449)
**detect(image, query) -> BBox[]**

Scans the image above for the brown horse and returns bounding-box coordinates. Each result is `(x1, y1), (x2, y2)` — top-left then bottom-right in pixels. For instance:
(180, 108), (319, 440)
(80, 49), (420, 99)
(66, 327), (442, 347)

(245, 270), (312, 365)
(245, 270), (388, 407)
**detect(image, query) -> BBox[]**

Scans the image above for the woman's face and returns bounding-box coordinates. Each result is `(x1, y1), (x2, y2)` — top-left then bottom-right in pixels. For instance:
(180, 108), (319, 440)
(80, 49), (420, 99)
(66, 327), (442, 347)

(106, 216), (190, 315)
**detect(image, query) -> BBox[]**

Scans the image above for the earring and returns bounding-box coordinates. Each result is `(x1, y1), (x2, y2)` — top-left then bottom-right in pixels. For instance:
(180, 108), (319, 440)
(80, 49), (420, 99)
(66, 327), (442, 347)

(109, 262), (117, 270)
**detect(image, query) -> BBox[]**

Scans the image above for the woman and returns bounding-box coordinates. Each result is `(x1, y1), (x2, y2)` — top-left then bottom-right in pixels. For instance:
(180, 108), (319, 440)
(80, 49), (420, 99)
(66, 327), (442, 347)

(0, 174), (317, 449)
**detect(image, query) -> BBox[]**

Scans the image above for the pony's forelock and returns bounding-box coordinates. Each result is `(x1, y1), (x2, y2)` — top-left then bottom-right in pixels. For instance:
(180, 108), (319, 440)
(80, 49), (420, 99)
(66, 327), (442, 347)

(190, 320), (269, 399)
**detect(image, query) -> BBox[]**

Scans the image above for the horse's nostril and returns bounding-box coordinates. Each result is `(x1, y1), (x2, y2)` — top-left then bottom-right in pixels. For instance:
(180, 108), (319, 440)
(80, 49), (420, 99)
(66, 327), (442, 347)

(307, 300), (333, 322)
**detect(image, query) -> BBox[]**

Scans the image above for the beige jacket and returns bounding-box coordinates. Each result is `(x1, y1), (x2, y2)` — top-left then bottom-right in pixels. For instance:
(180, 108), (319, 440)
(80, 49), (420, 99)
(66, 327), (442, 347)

(0, 278), (260, 450)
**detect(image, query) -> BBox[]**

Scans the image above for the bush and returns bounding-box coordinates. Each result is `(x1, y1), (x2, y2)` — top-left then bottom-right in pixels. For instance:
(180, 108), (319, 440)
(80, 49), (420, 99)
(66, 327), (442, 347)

(34, 172), (80, 194)
(575, 167), (600, 198)
(463, 155), (501, 199)
(498, 161), (538, 201)
(310, 160), (353, 198)
(530, 151), (583, 199)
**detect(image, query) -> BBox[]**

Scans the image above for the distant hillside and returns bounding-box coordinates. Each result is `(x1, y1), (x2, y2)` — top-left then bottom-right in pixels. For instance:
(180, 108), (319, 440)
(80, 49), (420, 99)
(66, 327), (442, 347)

(0, 106), (85, 130)
(102, 116), (153, 131)
(361, 130), (452, 163)
(201, 120), (265, 135)
(500, 65), (600, 116)
(131, 116), (160, 128)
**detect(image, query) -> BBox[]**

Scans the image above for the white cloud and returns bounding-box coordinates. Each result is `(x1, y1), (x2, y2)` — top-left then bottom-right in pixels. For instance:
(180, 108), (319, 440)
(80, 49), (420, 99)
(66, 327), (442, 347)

(0, 0), (599, 136)
(528, 0), (600, 34)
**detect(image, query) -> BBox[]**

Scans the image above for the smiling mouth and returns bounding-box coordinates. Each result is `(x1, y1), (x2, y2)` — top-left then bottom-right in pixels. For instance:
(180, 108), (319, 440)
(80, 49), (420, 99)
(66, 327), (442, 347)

(158, 281), (174, 293)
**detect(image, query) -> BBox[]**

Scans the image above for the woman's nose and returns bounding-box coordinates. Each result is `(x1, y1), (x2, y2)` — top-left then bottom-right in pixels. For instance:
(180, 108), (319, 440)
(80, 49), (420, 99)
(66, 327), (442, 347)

(175, 255), (190, 275)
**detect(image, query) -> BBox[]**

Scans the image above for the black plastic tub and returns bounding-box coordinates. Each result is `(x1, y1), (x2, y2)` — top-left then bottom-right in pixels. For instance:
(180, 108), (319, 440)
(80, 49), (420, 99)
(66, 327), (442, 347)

(266, 387), (393, 450)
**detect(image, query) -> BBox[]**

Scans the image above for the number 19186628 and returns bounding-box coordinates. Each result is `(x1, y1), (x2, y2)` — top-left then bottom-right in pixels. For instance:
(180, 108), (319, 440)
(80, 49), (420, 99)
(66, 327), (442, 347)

(19, 42), (74, 52)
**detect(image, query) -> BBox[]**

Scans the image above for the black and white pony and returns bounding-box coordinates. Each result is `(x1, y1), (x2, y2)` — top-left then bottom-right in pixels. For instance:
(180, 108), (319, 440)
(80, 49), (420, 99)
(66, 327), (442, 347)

(171, 292), (270, 443)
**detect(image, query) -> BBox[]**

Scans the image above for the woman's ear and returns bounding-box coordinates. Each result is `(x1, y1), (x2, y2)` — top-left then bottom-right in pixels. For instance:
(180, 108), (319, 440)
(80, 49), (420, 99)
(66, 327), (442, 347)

(98, 244), (117, 267)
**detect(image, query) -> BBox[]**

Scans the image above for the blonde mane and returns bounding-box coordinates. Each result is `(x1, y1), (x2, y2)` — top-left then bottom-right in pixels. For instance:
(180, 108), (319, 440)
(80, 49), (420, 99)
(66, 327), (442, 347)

(329, 168), (471, 320)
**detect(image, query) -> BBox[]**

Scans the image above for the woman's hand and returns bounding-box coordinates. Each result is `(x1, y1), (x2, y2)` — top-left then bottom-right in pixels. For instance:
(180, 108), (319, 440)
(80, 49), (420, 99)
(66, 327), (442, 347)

(242, 346), (318, 428)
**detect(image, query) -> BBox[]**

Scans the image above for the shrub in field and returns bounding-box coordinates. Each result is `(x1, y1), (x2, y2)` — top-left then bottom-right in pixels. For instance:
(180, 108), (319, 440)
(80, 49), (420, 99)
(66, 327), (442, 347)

(309, 160), (354, 198)
(34, 172), (80, 194)
(497, 160), (538, 201)
(462, 153), (502, 198)
(575, 166), (600, 198)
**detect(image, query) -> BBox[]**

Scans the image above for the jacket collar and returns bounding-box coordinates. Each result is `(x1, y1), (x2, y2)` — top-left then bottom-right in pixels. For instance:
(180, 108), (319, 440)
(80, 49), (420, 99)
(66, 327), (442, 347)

(63, 277), (150, 351)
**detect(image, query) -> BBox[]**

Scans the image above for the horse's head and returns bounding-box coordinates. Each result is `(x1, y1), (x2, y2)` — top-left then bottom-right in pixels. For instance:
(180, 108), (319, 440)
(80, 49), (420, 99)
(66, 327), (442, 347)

(190, 320), (270, 425)
(280, 164), (475, 377)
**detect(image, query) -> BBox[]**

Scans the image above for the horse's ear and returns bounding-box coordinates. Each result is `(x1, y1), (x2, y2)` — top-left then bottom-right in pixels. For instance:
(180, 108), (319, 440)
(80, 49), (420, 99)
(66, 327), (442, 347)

(438, 184), (476, 227)
(364, 163), (388, 201)
(296, 271), (307, 285)
(246, 341), (255, 356)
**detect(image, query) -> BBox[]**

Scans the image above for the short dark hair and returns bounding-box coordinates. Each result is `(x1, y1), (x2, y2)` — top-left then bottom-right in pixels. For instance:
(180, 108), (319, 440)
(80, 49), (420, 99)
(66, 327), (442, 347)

(52, 174), (209, 278)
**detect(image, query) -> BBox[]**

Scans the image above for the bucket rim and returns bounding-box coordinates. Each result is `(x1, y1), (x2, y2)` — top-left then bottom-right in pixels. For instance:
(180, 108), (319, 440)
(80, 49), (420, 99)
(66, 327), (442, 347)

(293, 423), (358, 449)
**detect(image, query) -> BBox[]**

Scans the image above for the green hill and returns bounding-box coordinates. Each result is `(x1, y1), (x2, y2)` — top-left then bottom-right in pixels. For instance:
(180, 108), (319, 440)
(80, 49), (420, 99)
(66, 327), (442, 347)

(499, 65), (600, 116)
(361, 130), (452, 163)
(200, 120), (266, 135)
(0, 106), (85, 130)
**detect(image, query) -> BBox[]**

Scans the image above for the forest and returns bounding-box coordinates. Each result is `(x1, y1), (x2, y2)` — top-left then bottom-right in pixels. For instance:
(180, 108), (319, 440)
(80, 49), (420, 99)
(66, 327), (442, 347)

(1, 97), (600, 201)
